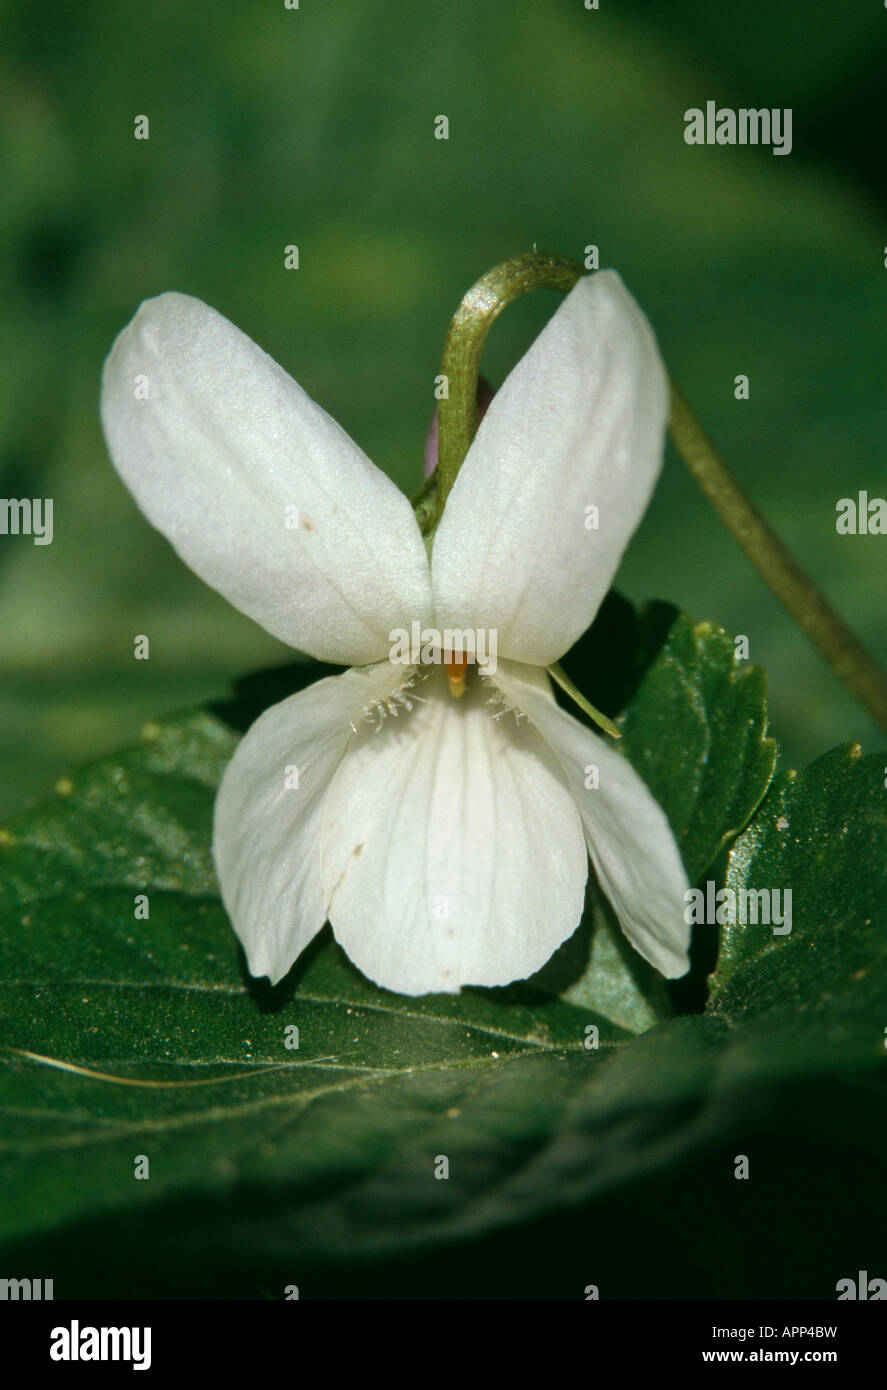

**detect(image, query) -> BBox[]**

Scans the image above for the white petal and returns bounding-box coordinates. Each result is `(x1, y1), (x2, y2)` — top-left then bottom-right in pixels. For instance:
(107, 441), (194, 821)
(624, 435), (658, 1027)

(492, 662), (691, 977)
(101, 293), (432, 665)
(319, 668), (588, 995)
(431, 271), (668, 666)
(213, 662), (400, 983)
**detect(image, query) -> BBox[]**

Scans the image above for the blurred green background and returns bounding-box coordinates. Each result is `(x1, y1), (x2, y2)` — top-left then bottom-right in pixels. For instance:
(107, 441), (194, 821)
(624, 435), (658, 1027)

(2, 0), (885, 819)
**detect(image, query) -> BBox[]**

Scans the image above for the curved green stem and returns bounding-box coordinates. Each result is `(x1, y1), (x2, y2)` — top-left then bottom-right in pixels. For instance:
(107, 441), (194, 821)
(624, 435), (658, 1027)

(435, 251), (583, 517)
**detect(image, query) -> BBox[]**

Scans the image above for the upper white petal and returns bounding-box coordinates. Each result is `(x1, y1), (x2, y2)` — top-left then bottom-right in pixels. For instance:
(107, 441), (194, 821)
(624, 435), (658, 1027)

(430, 271), (668, 665)
(319, 667), (588, 995)
(101, 293), (433, 665)
(213, 662), (399, 984)
(492, 662), (691, 978)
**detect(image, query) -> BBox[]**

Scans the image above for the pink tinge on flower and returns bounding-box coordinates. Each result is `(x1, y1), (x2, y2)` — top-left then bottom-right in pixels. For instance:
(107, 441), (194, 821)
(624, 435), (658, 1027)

(423, 376), (496, 479)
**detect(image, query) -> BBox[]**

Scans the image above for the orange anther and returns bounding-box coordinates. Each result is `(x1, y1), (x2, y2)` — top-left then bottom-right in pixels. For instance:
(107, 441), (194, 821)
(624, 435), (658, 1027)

(444, 650), (469, 698)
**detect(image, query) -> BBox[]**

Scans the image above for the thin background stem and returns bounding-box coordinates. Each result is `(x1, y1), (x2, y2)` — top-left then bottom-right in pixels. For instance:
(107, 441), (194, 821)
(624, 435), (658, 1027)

(669, 383), (887, 730)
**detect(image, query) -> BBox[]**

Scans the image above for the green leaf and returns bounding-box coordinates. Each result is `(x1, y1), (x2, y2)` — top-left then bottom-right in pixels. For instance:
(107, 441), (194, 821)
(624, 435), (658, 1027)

(0, 708), (629, 1263)
(616, 615), (778, 882)
(708, 743), (887, 1072)
(3, 632), (882, 1299)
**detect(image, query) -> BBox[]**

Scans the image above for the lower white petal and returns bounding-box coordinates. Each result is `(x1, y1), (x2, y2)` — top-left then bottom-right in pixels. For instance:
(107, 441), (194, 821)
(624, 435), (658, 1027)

(213, 662), (399, 983)
(492, 662), (691, 978)
(320, 668), (588, 995)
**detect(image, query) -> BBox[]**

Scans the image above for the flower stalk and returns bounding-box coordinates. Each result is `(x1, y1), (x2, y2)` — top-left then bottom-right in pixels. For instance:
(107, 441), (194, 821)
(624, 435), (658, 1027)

(434, 251), (586, 518)
(668, 384), (887, 732)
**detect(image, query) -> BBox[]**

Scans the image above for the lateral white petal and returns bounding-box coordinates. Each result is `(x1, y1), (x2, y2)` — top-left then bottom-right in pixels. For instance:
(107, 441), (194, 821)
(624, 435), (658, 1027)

(101, 293), (432, 664)
(319, 668), (588, 995)
(431, 271), (668, 665)
(492, 662), (691, 978)
(213, 662), (399, 984)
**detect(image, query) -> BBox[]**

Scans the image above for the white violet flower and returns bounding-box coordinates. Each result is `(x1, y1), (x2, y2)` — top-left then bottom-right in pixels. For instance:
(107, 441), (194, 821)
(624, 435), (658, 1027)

(101, 270), (691, 995)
